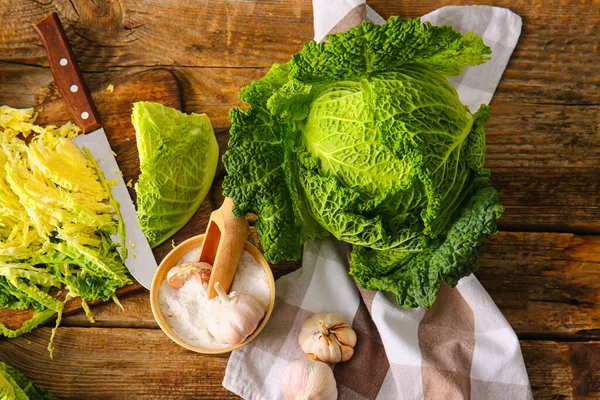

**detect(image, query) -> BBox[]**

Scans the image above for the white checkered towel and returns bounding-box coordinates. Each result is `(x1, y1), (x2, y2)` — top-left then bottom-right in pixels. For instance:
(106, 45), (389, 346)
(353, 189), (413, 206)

(224, 3), (529, 399)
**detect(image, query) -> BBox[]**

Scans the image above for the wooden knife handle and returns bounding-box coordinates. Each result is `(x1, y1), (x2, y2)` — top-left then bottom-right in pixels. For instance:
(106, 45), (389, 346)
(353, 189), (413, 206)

(34, 12), (101, 133)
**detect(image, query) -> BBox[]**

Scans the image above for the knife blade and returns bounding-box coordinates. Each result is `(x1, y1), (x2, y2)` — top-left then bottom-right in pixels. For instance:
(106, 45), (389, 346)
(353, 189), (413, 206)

(34, 12), (157, 289)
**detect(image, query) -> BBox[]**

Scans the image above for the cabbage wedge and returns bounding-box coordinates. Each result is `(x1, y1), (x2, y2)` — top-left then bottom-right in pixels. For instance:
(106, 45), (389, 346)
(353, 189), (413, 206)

(132, 102), (219, 247)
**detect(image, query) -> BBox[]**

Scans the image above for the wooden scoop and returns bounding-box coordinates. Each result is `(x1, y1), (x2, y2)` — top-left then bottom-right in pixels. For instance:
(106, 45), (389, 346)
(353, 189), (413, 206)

(198, 197), (249, 299)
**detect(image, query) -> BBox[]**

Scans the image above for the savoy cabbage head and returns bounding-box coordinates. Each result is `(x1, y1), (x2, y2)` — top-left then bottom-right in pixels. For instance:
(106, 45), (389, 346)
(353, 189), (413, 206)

(223, 17), (504, 309)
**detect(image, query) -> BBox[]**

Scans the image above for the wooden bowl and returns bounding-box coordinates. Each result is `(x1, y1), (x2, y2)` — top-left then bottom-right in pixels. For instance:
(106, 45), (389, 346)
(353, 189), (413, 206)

(150, 234), (276, 354)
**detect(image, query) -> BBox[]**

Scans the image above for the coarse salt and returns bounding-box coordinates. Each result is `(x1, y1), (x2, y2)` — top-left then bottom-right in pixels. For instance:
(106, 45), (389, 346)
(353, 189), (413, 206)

(158, 248), (270, 349)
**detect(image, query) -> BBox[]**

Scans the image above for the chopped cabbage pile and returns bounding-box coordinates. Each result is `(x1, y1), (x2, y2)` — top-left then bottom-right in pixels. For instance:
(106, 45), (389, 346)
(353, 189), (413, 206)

(0, 106), (130, 354)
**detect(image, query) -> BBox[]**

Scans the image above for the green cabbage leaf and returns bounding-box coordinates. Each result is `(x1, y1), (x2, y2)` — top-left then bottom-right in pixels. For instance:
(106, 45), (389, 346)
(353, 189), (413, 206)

(223, 17), (503, 308)
(132, 102), (219, 247)
(0, 362), (57, 400)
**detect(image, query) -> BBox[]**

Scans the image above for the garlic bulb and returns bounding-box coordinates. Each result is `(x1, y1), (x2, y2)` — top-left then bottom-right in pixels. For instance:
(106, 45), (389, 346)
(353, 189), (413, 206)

(167, 262), (212, 289)
(280, 358), (338, 400)
(208, 281), (266, 345)
(298, 312), (357, 363)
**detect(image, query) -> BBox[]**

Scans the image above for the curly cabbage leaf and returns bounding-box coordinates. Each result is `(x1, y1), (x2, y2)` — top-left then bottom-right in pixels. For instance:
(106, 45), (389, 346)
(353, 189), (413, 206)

(0, 106), (130, 348)
(223, 17), (503, 309)
(0, 362), (57, 400)
(132, 102), (219, 247)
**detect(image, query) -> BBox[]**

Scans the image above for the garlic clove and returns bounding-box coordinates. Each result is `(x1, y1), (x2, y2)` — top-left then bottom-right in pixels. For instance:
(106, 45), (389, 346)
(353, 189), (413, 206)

(209, 308), (248, 344)
(280, 358), (338, 400)
(166, 266), (185, 289)
(167, 262), (213, 290)
(300, 335), (313, 353)
(339, 344), (354, 362)
(313, 336), (342, 364)
(332, 326), (357, 347)
(207, 282), (267, 345)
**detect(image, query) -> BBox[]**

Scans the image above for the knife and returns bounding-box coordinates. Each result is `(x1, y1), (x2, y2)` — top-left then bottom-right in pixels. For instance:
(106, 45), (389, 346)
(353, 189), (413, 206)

(34, 13), (157, 289)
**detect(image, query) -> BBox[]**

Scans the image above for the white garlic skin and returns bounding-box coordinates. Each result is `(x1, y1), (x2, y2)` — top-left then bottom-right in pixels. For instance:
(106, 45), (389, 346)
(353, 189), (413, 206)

(208, 282), (266, 345)
(280, 358), (338, 400)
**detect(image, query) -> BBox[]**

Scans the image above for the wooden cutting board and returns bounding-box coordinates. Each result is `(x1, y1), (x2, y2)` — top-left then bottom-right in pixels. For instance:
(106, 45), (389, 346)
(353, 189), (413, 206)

(0, 68), (182, 330)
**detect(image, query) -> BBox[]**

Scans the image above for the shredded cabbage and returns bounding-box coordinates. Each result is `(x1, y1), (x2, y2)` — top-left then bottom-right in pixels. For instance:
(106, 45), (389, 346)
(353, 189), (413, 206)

(0, 106), (130, 355)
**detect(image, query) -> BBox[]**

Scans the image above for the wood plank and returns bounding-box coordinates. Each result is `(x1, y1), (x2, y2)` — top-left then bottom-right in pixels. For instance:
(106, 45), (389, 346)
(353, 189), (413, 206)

(1, 327), (598, 399)
(4, 64), (598, 156)
(0, 327), (234, 399)
(491, 171), (600, 233)
(522, 341), (600, 400)
(522, 341), (574, 400)
(0, 0), (312, 69)
(569, 342), (600, 399)
(1, 1), (598, 106)
(59, 290), (157, 329)
(479, 232), (600, 337)
(59, 231), (600, 340)
(0, 62), (262, 130)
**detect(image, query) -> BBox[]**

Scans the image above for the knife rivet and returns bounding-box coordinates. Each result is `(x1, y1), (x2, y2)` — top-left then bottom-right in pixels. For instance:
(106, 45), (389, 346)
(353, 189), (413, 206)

(81, 111), (89, 120)
(70, 84), (79, 93)
(59, 58), (68, 66)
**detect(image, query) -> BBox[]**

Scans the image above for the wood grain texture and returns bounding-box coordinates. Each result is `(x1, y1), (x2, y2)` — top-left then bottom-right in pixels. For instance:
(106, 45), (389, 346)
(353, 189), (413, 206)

(0, 327), (234, 400)
(1, 0), (598, 104)
(0, 62), (260, 130)
(522, 341), (574, 400)
(523, 341), (600, 400)
(0, 1), (312, 70)
(1, 327), (598, 400)
(479, 232), (600, 337)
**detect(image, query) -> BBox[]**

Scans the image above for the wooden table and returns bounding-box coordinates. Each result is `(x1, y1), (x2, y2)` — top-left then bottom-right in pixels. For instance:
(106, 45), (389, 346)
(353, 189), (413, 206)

(1, 0), (599, 399)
